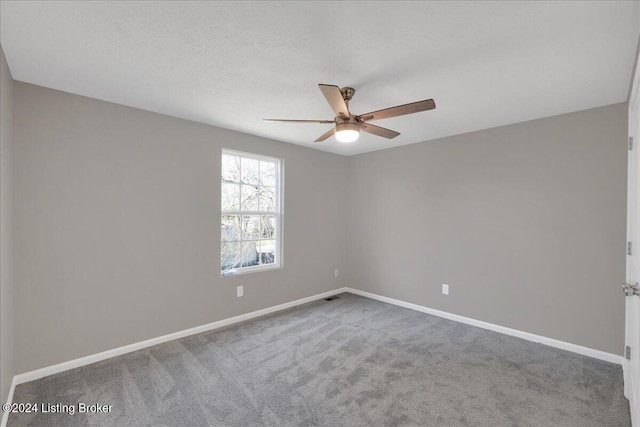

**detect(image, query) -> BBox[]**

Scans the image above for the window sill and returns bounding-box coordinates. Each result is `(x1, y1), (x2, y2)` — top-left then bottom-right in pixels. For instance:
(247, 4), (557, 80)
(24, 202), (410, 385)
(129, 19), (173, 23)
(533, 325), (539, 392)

(221, 264), (282, 277)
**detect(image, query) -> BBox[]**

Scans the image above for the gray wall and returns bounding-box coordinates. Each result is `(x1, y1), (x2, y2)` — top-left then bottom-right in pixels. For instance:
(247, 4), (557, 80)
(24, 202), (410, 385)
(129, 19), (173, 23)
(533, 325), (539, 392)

(10, 81), (628, 374)
(1, 46), (14, 403)
(346, 103), (628, 355)
(13, 82), (349, 374)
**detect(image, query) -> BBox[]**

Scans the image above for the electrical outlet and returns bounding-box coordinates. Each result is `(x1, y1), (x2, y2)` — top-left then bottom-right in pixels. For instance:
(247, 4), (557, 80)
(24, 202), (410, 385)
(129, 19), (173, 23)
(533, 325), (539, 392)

(442, 284), (449, 295)
(334, 269), (339, 277)
(237, 286), (243, 298)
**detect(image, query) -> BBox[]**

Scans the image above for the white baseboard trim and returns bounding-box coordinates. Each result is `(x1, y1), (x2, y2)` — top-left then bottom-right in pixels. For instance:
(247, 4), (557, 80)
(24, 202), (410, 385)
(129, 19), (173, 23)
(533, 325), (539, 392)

(7, 288), (348, 392)
(345, 287), (624, 365)
(1, 377), (17, 427)
(2, 285), (623, 427)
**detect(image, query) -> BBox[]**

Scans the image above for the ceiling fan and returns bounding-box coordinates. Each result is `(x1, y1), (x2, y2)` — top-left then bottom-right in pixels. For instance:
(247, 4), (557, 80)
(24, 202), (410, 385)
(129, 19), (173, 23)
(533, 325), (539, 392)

(264, 84), (436, 143)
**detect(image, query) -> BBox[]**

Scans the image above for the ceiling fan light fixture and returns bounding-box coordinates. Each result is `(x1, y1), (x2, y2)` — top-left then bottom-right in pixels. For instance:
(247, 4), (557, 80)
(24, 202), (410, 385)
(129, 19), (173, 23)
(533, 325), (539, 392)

(334, 123), (359, 143)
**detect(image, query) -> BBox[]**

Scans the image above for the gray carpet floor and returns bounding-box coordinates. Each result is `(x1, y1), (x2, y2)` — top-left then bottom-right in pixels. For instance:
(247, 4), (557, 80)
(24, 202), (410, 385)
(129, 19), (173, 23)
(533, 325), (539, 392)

(7, 292), (630, 426)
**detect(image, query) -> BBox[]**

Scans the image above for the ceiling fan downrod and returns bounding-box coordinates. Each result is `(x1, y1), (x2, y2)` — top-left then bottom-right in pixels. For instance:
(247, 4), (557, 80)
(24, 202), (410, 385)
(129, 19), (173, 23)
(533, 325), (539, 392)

(339, 87), (356, 107)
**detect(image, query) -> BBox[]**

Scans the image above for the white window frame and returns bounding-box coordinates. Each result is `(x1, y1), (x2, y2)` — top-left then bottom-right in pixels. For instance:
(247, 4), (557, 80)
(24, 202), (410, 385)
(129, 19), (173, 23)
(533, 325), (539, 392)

(221, 149), (283, 276)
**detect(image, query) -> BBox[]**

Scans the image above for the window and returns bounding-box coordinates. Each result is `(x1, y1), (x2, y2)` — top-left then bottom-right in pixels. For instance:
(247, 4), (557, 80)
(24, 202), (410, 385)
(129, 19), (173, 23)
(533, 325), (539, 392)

(221, 150), (282, 275)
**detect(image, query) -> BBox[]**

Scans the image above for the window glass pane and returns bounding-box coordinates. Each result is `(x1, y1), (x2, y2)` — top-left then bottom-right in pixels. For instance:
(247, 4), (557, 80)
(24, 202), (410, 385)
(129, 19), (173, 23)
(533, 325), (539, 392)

(221, 183), (240, 211)
(261, 215), (276, 239)
(221, 242), (242, 271)
(241, 158), (260, 185)
(221, 215), (241, 242)
(221, 151), (281, 274)
(259, 240), (276, 265)
(241, 215), (260, 240)
(260, 161), (276, 186)
(258, 186), (276, 212)
(241, 241), (258, 267)
(241, 184), (259, 211)
(222, 155), (241, 183)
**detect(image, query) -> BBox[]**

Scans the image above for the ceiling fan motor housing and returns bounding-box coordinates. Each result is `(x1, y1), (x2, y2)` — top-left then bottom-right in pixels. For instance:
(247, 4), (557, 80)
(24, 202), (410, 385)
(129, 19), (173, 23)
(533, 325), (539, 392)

(334, 122), (359, 134)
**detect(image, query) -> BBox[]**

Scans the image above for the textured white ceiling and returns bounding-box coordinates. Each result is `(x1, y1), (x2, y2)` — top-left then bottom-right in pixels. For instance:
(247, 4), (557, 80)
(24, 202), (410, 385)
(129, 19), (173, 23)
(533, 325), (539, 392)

(1, 1), (639, 156)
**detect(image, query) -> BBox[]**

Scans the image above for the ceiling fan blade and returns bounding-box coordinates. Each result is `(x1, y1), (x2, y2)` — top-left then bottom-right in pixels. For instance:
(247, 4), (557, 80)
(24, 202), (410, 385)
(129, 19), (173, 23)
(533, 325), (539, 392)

(358, 99), (435, 122)
(264, 119), (335, 124)
(360, 123), (400, 139)
(318, 84), (350, 118)
(314, 127), (335, 142)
